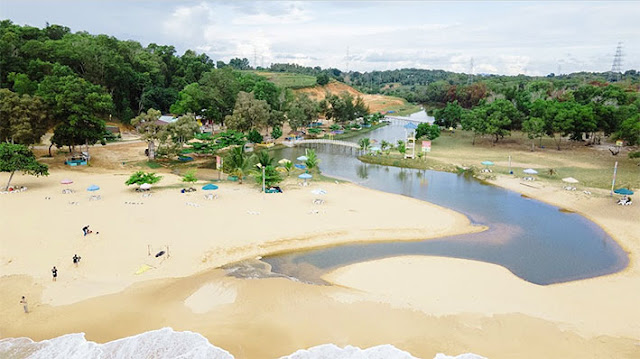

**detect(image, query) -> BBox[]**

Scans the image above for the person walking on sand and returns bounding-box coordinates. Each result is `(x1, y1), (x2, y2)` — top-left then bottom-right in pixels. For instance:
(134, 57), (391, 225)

(73, 254), (81, 267)
(82, 225), (90, 236)
(51, 266), (57, 281)
(20, 296), (28, 313)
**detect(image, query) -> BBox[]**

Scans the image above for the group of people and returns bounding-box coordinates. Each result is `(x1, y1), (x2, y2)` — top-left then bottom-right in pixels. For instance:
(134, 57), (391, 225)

(22, 226), (91, 313)
(617, 196), (633, 206)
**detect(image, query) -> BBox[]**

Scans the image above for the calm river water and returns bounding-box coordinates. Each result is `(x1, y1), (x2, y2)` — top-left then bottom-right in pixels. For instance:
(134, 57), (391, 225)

(255, 114), (628, 285)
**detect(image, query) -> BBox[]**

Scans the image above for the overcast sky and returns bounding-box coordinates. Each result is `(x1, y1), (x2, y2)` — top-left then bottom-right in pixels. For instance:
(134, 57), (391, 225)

(2, 1), (639, 76)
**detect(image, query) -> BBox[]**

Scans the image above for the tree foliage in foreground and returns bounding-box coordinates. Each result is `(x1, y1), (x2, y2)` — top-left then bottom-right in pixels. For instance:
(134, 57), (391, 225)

(125, 171), (162, 186)
(0, 143), (49, 190)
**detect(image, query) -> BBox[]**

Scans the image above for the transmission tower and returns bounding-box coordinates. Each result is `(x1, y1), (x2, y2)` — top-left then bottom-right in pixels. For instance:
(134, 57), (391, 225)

(609, 42), (624, 82)
(467, 58), (474, 84)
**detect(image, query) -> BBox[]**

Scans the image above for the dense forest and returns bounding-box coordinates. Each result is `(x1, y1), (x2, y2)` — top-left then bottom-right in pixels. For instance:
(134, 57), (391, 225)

(1, 20), (639, 150)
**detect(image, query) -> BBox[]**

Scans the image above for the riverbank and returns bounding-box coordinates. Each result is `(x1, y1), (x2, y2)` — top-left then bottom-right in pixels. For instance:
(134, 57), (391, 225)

(2, 139), (638, 358)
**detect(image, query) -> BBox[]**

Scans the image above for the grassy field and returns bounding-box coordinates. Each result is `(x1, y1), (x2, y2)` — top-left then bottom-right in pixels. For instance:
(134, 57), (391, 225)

(378, 102), (422, 116)
(360, 130), (640, 191)
(252, 71), (317, 89)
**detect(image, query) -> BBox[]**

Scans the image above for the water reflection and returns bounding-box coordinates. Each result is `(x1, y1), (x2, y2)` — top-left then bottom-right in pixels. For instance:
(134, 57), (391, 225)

(263, 121), (628, 285)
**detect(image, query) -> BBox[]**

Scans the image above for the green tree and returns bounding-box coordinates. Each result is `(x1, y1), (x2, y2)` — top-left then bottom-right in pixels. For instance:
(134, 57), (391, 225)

(131, 109), (163, 160)
(182, 169), (198, 186)
(169, 83), (205, 115)
(271, 126), (283, 140)
(616, 115), (640, 145)
(460, 108), (486, 145)
(224, 145), (251, 184)
(359, 137), (371, 152)
(433, 100), (462, 128)
(0, 89), (49, 145)
(483, 99), (517, 143)
(316, 73), (330, 86)
(125, 171), (162, 186)
(396, 140), (406, 155)
(381, 140), (391, 155)
(0, 143), (48, 190)
(225, 92), (270, 132)
(522, 117), (546, 151)
(305, 149), (319, 170)
(287, 94), (318, 131)
(416, 123), (441, 140)
(247, 129), (263, 144)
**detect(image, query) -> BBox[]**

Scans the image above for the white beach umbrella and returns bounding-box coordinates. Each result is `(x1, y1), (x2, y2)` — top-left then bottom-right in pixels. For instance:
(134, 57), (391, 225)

(562, 177), (579, 184)
(140, 183), (152, 190)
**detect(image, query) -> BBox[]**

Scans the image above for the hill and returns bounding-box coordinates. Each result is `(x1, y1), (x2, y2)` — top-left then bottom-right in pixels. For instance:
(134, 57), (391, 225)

(294, 81), (420, 115)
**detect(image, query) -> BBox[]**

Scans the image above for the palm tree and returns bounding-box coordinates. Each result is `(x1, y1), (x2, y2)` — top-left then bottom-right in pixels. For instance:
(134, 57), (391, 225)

(256, 150), (274, 167)
(358, 138), (371, 152)
(305, 149), (319, 170)
(225, 146), (251, 184)
(396, 140), (406, 156)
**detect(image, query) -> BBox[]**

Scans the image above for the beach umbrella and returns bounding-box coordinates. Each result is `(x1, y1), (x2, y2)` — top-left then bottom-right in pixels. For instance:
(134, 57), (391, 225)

(60, 179), (73, 185)
(370, 146), (381, 152)
(523, 168), (538, 175)
(278, 158), (291, 165)
(403, 122), (418, 130)
(481, 161), (494, 166)
(299, 173), (312, 184)
(613, 188), (634, 195)
(294, 164), (306, 170)
(140, 183), (152, 190)
(202, 183), (219, 190)
(87, 185), (100, 191)
(311, 188), (327, 195)
(562, 177), (579, 184)
(297, 155), (308, 161)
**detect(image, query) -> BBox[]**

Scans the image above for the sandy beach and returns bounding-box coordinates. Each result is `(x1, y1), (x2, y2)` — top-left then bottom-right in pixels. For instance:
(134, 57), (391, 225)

(1, 145), (639, 358)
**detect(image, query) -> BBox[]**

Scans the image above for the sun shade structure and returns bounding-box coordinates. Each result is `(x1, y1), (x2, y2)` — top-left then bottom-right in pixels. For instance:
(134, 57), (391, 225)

(614, 188), (634, 195)
(403, 122), (418, 130)
(299, 173), (312, 179)
(311, 188), (327, 195)
(202, 184), (219, 190)
(294, 164), (306, 169)
(140, 183), (152, 190)
(60, 179), (73, 184)
(523, 168), (538, 174)
(297, 155), (308, 161)
(87, 185), (100, 191)
(562, 177), (579, 184)
(481, 161), (494, 166)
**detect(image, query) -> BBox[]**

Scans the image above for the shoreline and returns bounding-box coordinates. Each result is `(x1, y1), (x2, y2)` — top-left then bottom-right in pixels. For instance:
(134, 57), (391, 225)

(1, 148), (638, 358)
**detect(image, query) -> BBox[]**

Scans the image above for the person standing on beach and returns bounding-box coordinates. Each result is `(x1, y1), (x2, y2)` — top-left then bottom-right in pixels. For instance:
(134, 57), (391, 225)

(82, 225), (89, 236)
(72, 254), (81, 267)
(20, 296), (28, 313)
(51, 266), (57, 281)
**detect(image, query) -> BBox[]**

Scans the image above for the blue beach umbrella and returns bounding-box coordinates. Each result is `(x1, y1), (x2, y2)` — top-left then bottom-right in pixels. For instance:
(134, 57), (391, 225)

(481, 161), (494, 166)
(299, 173), (312, 184)
(202, 184), (219, 191)
(87, 185), (100, 191)
(294, 164), (306, 170)
(370, 146), (381, 152)
(613, 188), (634, 195)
